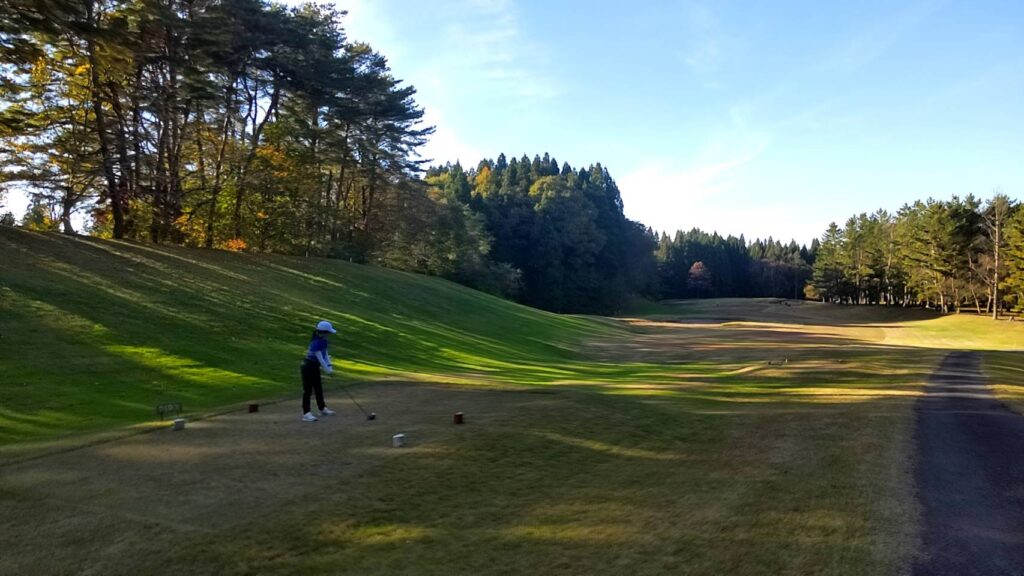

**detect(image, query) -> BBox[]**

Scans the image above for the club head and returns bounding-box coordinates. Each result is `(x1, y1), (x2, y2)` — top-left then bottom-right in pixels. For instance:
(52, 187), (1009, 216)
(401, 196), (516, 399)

(368, 413), (377, 420)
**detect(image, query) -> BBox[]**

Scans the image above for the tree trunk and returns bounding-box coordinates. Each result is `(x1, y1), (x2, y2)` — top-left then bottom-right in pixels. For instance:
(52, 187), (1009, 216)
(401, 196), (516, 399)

(195, 107), (208, 194)
(166, 106), (187, 243)
(84, 0), (124, 238)
(993, 220), (1001, 320)
(60, 190), (75, 235)
(131, 63), (143, 198)
(232, 80), (280, 240)
(205, 75), (239, 248)
(968, 283), (982, 315)
(331, 124), (350, 242)
(106, 82), (134, 220)
(152, 96), (169, 243)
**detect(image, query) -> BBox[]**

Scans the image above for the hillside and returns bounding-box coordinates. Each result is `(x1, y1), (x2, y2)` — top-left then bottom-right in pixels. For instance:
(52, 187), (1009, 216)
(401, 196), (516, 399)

(0, 227), (618, 443)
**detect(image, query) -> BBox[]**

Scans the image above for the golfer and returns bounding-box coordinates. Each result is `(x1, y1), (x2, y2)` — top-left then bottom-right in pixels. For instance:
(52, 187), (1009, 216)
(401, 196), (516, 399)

(301, 320), (338, 422)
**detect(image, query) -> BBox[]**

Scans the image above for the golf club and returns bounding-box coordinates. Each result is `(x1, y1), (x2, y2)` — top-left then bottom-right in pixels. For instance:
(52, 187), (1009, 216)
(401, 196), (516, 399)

(337, 378), (376, 420)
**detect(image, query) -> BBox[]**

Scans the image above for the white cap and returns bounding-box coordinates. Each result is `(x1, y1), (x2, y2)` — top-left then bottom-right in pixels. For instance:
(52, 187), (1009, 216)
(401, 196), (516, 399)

(316, 320), (337, 333)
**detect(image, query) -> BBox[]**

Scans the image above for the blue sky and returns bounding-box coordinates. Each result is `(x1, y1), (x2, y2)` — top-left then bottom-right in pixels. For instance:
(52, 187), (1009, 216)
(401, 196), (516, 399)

(334, 0), (1023, 243)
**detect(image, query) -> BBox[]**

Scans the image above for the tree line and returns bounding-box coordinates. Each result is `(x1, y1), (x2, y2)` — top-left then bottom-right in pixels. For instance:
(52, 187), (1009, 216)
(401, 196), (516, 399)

(0, 0), (814, 316)
(809, 194), (1023, 317)
(4, 2), (1019, 317)
(655, 229), (815, 301)
(424, 157), (655, 312)
(0, 0), (662, 313)
(1, 0), (430, 257)
(424, 159), (821, 313)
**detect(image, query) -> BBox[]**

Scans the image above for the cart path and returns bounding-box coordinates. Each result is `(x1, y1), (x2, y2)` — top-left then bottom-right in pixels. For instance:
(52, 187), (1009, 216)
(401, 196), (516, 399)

(913, 351), (1024, 575)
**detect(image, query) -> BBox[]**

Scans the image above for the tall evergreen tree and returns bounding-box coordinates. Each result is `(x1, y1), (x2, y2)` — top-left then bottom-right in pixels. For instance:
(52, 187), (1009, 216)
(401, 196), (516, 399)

(811, 223), (847, 302)
(982, 193), (1015, 318)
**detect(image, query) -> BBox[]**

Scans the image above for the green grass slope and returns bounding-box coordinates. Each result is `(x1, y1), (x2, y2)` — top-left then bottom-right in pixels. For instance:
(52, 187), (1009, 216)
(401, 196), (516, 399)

(0, 227), (620, 444)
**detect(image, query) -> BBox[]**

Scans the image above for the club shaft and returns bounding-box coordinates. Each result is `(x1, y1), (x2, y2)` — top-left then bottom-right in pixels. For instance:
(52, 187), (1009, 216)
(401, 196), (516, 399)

(341, 385), (370, 417)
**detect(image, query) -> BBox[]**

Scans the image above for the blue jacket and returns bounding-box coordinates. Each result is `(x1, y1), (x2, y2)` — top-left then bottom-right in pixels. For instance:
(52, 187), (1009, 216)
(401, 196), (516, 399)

(305, 335), (333, 373)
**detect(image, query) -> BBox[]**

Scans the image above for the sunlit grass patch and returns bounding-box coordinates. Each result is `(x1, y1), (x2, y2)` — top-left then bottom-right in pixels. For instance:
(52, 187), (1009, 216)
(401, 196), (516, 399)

(318, 523), (437, 546)
(0, 262), (956, 575)
(531, 431), (687, 460)
(882, 314), (1024, 350)
(0, 227), (625, 443)
(501, 523), (633, 544)
(1, 229), (1016, 575)
(983, 351), (1024, 414)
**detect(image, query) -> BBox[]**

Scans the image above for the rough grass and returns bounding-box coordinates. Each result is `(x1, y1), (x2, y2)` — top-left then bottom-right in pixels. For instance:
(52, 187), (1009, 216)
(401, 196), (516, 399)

(1, 231), (1021, 575)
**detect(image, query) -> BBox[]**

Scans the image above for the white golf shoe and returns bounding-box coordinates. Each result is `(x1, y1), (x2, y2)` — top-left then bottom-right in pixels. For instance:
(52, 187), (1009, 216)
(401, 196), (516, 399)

(302, 412), (319, 422)
(319, 407), (337, 416)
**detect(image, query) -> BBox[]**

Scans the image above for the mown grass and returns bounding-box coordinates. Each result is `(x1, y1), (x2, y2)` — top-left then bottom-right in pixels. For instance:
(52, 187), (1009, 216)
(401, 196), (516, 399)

(880, 313), (1024, 350)
(984, 351), (1024, 414)
(2, 375), (921, 576)
(0, 227), (646, 443)
(2, 229), (1022, 575)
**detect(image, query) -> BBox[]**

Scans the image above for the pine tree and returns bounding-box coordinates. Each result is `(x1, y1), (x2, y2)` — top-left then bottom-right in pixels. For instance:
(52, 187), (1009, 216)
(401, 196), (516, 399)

(982, 193), (1015, 318)
(898, 200), (958, 312)
(1001, 205), (1024, 312)
(812, 223), (847, 302)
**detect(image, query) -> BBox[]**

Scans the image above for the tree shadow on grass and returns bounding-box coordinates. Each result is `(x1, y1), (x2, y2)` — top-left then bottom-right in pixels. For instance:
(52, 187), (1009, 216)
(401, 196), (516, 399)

(0, 228), (1004, 454)
(0, 381), (919, 575)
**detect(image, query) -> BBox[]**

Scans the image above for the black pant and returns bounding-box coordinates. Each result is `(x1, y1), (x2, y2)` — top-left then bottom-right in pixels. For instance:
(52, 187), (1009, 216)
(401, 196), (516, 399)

(300, 360), (326, 414)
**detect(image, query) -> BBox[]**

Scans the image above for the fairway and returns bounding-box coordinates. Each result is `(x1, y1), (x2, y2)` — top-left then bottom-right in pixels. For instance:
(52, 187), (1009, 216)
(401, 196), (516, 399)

(2, 231), (1023, 575)
(3, 317), (922, 576)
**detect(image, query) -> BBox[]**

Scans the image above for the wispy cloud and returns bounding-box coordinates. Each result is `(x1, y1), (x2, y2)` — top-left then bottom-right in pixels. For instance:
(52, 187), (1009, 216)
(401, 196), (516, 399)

(823, 0), (945, 73)
(681, 4), (721, 72)
(677, 1), (732, 79)
(619, 154), (828, 243)
(717, 203), (825, 244)
(416, 107), (483, 166)
(619, 149), (763, 234)
(621, 156), (751, 204)
(436, 0), (559, 102)
(618, 90), (772, 235)
(341, 0), (557, 165)
(916, 61), (1021, 116)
